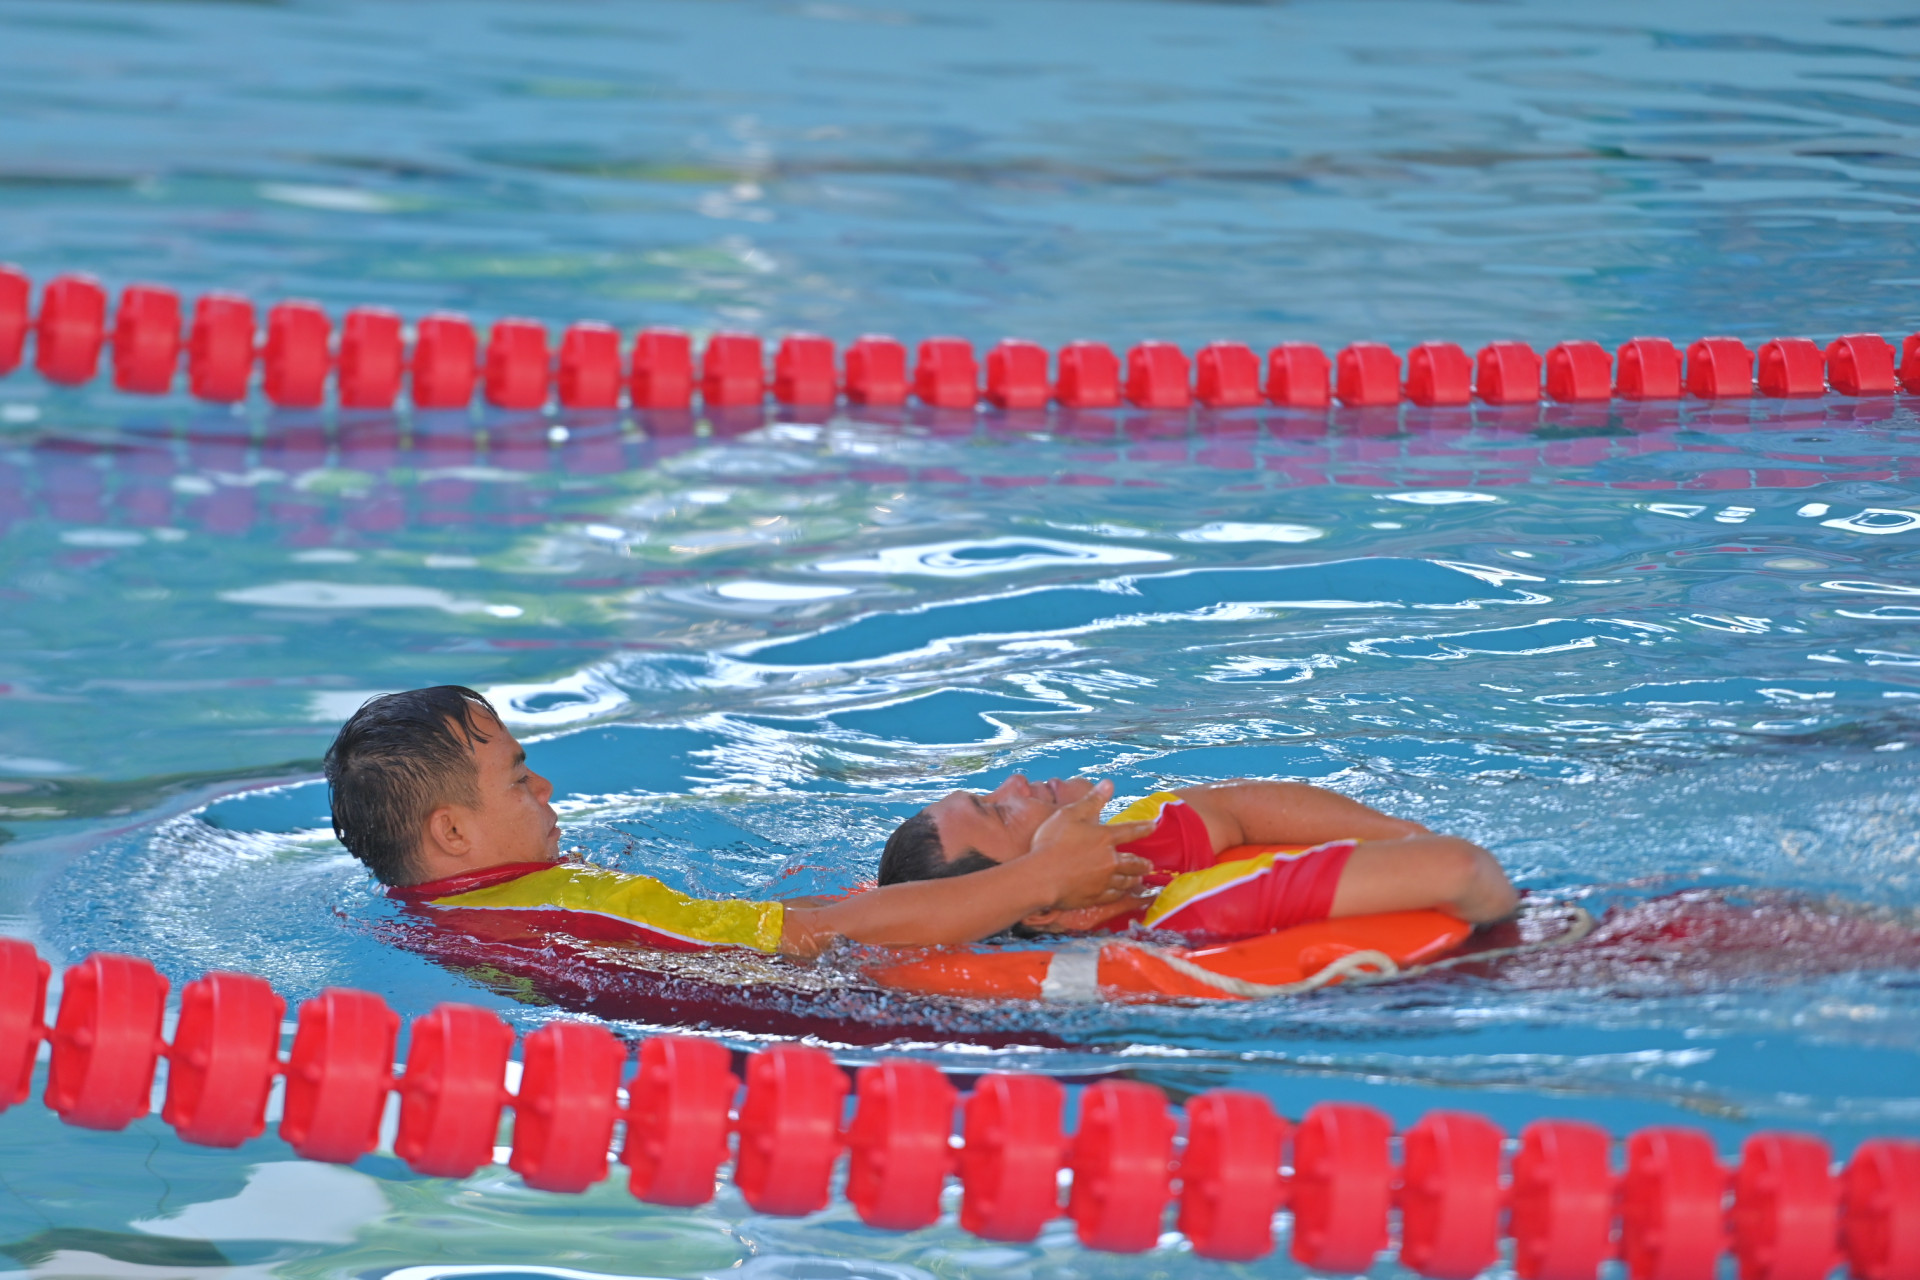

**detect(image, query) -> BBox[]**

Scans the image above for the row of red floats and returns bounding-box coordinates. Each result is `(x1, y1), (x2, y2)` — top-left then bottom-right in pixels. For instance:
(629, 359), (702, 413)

(4, 269), (1919, 416)
(4, 940), (1919, 1276)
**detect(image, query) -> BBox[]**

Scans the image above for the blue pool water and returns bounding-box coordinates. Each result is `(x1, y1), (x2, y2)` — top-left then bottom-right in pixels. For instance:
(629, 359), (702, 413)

(4, 1), (1920, 1276)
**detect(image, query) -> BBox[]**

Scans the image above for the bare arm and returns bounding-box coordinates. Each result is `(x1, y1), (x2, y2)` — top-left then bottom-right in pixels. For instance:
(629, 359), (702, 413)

(1178, 781), (1517, 924)
(1175, 779), (1429, 850)
(780, 783), (1153, 958)
(1329, 834), (1519, 924)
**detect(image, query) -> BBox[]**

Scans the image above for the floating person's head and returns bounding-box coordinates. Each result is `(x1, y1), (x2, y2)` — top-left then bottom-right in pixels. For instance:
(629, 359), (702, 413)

(879, 773), (1097, 885)
(324, 685), (559, 886)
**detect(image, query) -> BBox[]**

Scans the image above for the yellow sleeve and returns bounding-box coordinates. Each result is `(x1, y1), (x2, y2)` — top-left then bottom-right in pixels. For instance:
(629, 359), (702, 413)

(1108, 790), (1183, 825)
(429, 863), (785, 954)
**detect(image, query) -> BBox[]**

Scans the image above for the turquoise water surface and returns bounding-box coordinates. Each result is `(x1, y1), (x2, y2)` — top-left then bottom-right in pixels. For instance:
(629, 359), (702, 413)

(4, 2), (1920, 1277)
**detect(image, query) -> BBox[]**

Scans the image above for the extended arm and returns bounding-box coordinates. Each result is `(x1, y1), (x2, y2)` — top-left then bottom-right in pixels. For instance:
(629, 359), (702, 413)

(781, 855), (1069, 956)
(1175, 779), (1428, 850)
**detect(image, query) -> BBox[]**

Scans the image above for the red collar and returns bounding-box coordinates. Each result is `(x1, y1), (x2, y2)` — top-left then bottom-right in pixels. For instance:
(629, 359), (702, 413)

(390, 861), (557, 902)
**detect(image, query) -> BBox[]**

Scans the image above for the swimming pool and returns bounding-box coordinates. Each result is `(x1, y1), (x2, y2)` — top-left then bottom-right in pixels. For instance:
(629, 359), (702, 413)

(3, 1), (1920, 1276)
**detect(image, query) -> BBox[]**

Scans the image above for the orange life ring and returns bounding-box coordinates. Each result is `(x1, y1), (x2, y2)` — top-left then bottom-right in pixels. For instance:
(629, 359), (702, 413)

(867, 842), (1475, 1003)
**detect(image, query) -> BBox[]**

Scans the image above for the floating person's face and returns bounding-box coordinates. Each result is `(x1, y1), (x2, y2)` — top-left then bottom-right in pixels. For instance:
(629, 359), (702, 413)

(922, 774), (1100, 866)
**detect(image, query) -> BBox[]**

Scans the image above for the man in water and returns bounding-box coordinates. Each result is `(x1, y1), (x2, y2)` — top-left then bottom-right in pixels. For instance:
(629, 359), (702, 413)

(877, 775), (1517, 940)
(326, 686), (1154, 959)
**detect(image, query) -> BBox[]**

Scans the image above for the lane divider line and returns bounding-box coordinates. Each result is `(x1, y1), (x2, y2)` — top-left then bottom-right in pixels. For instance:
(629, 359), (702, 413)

(3, 940), (1916, 1272)
(2, 267), (1915, 415)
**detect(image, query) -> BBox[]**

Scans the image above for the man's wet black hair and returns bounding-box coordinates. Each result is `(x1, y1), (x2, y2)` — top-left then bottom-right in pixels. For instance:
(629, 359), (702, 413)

(324, 685), (498, 887)
(877, 810), (997, 886)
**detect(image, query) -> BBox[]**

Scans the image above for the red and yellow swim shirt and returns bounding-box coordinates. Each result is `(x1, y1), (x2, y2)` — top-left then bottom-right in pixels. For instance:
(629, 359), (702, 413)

(391, 861), (785, 954)
(1107, 790), (1219, 882)
(1106, 790), (1357, 940)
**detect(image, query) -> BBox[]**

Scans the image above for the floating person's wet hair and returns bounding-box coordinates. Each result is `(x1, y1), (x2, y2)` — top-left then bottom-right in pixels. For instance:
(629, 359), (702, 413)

(324, 685), (499, 887)
(878, 810), (997, 885)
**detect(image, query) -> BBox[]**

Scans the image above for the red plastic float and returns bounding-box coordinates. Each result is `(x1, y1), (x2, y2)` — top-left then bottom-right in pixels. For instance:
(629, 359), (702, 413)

(412, 313), (479, 409)
(279, 986), (400, 1163)
(0, 939), (49, 1110)
(1267, 341), (1331, 407)
(733, 1043), (847, 1216)
(844, 1059), (957, 1230)
(485, 318), (551, 410)
(623, 1034), (736, 1206)
(557, 322), (622, 410)
(338, 307), (405, 409)
(1686, 336), (1754, 399)
(1125, 341), (1191, 410)
(0, 265), (28, 375)
(1757, 338), (1826, 399)
(774, 333), (836, 406)
(1546, 340), (1613, 402)
(264, 301), (331, 408)
(1055, 340), (1120, 408)
(1176, 1089), (1285, 1263)
(1068, 1079), (1175, 1252)
(1290, 1101), (1393, 1272)
(1400, 1110), (1505, 1280)
(394, 1003), (515, 1178)
(1406, 341), (1472, 407)
(844, 335), (908, 406)
(1842, 1139), (1920, 1280)
(1901, 335), (1920, 395)
(36, 274), (107, 385)
(509, 1020), (625, 1193)
(1336, 342), (1400, 407)
(161, 971), (284, 1147)
(984, 337), (1049, 410)
(629, 327), (693, 409)
(44, 952), (168, 1131)
(702, 331), (764, 407)
(1617, 336), (1684, 400)
(1477, 340), (1541, 404)
(958, 1072), (1065, 1242)
(1510, 1119), (1615, 1280)
(1731, 1132), (1838, 1280)
(1828, 334), (1896, 397)
(188, 294), (256, 402)
(914, 336), (977, 408)
(113, 285), (183, 395)
(1195, 341), (1261, 408)
(1621, 1127), (1726, 1280)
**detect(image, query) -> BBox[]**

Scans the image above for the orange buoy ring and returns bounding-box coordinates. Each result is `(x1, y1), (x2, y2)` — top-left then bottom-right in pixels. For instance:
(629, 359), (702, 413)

(868, 907), (1473, 1004)
(866, 841), (1492, 1003)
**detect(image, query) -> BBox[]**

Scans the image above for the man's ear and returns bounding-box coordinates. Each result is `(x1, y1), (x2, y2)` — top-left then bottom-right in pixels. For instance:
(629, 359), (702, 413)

(423, 805), (473, 860)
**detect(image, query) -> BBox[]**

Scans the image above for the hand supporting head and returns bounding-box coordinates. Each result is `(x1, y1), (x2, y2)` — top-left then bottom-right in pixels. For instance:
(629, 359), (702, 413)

(878, 776), (1154, 933)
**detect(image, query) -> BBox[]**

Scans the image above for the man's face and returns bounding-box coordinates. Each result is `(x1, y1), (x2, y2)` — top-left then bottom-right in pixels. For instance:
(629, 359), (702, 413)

(461, 716), (561, 864)
(924, 774), (1098, 865)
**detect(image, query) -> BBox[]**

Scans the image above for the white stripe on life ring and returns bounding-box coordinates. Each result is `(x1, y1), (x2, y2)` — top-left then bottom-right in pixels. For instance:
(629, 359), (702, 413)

(1039, 949), (1101, 1003)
